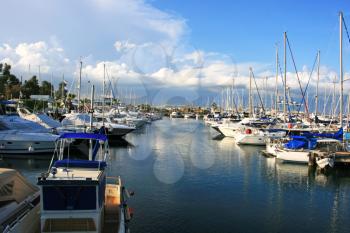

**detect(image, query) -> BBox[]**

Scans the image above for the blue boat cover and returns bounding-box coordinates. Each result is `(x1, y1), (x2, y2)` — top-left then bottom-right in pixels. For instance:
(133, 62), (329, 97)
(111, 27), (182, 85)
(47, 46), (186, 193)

(284, 137), (317, 150)
(54, 159), (107, 169)
(313, 128), (343, 141)
(59, 133), (107, 141)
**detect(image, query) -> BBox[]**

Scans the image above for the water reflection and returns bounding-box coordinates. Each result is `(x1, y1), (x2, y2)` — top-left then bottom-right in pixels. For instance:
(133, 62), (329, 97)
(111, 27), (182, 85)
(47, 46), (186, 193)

(1, 119), (350, 233)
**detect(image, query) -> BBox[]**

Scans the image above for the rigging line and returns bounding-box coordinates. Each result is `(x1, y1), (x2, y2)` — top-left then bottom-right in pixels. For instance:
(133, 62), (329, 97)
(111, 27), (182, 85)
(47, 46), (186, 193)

(250, 69), (265, 113)
(286, 35), (309, 115)
(296, 52), (318, 114)
(342, 14), (350, 45)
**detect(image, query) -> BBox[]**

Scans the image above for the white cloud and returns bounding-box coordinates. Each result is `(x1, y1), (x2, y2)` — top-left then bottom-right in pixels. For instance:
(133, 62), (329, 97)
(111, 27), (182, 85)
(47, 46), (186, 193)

(0, 41), (70, 77)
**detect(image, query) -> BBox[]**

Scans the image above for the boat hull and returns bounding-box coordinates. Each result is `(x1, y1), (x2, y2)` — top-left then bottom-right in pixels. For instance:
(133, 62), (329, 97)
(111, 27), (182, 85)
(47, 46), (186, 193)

(276, 150), (310, 163)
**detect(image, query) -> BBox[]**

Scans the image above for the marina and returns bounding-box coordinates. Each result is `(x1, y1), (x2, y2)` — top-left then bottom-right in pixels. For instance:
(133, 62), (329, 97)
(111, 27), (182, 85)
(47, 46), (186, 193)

(1, 0), (350, 232)
(1, 118), (350, 233)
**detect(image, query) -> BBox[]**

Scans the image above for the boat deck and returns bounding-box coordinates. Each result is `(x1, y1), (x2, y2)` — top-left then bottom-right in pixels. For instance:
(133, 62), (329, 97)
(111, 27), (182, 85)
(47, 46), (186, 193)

(103, 184), (121, 233)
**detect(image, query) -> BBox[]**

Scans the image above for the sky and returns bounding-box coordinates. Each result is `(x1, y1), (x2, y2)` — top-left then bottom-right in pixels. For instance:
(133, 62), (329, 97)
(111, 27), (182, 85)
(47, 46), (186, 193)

(0, 0), (349, 105)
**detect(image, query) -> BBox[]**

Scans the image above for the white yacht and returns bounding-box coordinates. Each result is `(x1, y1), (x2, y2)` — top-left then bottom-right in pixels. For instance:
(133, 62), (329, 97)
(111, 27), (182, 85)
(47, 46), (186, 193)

(0, 116), (58, 155)
(170, 111), (182, 118)
(233, 127), (286, 146)
(17, 107), (61, 129)
(37, 133), (133, 233)
(62, 112), (136, 137)
(232, 127), (266, 145)
(0, 168), (40, 233)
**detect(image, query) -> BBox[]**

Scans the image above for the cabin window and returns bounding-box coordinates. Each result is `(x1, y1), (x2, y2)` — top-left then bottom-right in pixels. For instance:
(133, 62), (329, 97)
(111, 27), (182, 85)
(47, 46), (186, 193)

(43, 186), (96, 210)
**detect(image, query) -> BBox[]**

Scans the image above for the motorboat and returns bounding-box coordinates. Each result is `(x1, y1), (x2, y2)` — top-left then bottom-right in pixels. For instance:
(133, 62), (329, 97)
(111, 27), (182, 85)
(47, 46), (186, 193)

(61, 112), (136, 137)
(233, 127), (266, 145)
(170, 111), (183, 118)
(37, 132), (134, 233)
(0, 116), (58, 155)
(17, 107), (61, 129)
(0, 168), (40, 233)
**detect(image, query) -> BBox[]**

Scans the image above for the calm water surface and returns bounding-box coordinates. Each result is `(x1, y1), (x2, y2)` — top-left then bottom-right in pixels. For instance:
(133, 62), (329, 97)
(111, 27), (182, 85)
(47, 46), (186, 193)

(1, 118), (350, 233)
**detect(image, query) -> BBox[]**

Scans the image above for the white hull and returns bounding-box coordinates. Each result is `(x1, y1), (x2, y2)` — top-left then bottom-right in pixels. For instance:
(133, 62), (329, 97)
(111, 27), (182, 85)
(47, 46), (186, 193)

(218, 126), (237, 137)
(276, 150), (310, 163)
(233, 131), (265, 145)
(0, 131), (57, 154)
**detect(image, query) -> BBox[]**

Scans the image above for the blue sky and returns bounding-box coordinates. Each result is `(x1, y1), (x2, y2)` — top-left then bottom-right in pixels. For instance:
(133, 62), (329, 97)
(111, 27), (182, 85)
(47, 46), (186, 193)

(152, 0), (349, 69)
(0, 0), (349, 104)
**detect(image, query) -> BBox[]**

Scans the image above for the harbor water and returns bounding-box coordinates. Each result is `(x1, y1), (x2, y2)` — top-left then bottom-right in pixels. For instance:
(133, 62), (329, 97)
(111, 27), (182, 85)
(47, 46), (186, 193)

(1, 118), (350, 233)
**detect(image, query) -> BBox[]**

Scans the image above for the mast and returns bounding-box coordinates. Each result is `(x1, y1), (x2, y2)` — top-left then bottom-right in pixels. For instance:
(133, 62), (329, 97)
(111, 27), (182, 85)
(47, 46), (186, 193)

(275, 45), (279, 118)
(78, 59), (82, 111)
(339, 11), (344, 129)
(265, 76), (268, 110)
(315, 50), (320, 116)
(283, 32), (287, 123)
(249, 67), (253, 117)
(103, 63), (105, 125)
(38, 65), (41, 84)
(89, 84), (94, 161)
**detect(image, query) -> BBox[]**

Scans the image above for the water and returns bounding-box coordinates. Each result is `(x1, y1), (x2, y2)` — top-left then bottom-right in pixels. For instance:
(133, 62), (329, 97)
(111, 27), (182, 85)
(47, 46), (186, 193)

(1, 118), (350, 233)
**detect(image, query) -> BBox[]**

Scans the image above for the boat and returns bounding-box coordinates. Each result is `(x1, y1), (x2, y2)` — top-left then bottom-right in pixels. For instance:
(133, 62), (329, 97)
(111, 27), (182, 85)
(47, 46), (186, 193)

(170, 111), (183, 118)
(0, 116), (58, 155)
(184, 113), (196, 119)
(17, 107), (61, 129)
(0, 168), (40, 233)
(37, 132), (133, 233)
(62, 112), (136, 137)
(275, 136), (342, 164)
(233, 127), (266, 145)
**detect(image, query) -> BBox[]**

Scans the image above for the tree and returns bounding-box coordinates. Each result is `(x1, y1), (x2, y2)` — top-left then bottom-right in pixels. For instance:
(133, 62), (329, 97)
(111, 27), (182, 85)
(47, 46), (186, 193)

(40, 80), (53, 96)
(21, 76), (40, 98)
(55, 81), (67, 100)
(0, 63), (21, 99)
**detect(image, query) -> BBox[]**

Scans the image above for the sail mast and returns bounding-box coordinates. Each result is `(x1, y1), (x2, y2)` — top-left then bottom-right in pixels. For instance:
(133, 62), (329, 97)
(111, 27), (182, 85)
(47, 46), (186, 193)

(315, 51), (320, 116)
(275, 45), (279, 118)
(283, 32), (287, 123)
(78, 59), (82, 111)
(103, 63), (106, 125)
(339, 11), (344, 129)
(249, 67), (253, 117)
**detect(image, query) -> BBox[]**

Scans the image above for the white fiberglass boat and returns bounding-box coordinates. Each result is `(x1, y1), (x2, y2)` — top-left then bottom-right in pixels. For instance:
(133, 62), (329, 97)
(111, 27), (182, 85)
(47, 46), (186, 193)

(233, 128), (266, 145)
(37, 133), (134, 233)
(62, 113), (136, 137)
(0, 168), (40, 233)
(17, 107), (61, 129)
(0, 116), (58, 154)
(0, 131), (58, 154)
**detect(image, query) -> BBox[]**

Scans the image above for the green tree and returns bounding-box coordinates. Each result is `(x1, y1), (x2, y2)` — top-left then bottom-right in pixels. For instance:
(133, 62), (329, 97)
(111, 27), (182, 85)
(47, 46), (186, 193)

(0, 63), (21, 99)
(40, 80), (53, 96)
(55, 81), (68, 100)
(21, 76), (40, 98)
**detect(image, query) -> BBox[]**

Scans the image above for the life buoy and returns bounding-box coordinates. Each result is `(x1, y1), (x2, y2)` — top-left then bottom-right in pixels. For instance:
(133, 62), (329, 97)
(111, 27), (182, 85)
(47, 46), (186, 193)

(288, 123), (293, 129)
(245, 128), (252, 134)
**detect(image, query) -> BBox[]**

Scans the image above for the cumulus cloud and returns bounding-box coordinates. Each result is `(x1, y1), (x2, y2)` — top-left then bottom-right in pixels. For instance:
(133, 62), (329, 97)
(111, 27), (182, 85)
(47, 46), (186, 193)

(0, 0), (347, 105)
(0, 41), (70, 76)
